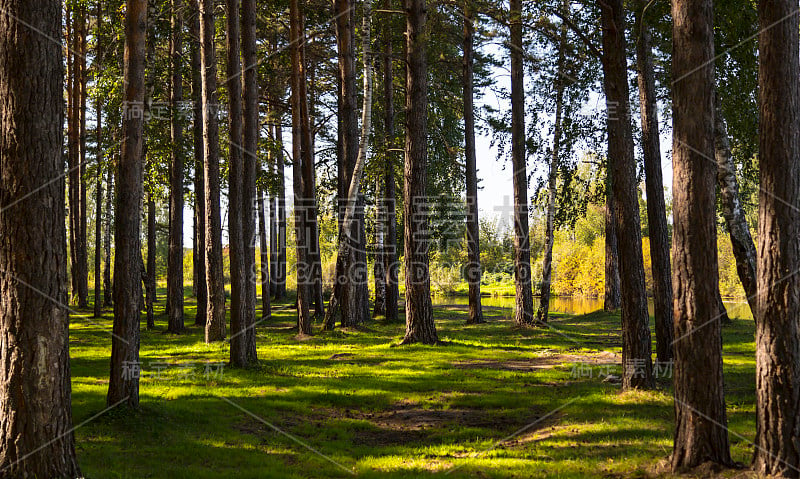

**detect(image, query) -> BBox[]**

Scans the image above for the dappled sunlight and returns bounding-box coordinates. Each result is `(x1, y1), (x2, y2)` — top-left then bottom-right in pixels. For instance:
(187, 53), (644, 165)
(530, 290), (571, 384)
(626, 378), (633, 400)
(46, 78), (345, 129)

(61, 291), (759, 477)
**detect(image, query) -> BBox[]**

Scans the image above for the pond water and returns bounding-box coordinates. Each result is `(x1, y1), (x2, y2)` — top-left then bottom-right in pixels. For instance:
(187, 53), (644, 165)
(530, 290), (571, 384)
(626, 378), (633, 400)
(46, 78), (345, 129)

(430, 295), (754, 320)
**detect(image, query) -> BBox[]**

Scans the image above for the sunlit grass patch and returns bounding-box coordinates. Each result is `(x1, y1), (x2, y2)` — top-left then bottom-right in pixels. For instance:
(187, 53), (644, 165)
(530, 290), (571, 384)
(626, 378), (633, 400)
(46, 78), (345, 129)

(69, 287), (757, 477)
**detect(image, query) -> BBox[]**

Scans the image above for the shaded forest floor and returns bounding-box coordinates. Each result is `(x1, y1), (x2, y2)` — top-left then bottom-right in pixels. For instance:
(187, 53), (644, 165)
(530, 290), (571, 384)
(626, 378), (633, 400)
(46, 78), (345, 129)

(69, 289), (757, 478)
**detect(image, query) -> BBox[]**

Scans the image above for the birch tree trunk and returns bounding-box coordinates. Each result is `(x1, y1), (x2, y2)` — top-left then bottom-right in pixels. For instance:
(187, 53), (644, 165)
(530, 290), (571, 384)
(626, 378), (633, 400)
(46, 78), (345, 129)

(325, 0), (375, 330)
(713, 94), (757, 321)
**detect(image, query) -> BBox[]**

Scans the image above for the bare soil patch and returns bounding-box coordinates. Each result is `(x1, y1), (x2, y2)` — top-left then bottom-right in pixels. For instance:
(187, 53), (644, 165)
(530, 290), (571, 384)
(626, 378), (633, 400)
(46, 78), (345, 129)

(452, 351), (620, 372)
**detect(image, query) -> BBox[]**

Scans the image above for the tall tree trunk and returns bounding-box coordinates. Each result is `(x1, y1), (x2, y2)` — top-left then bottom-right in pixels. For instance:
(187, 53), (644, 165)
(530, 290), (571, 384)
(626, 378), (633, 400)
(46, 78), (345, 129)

(0, 0), (82, 474)
(146, 197), (156, 330)
(381, 0), (399, 323)
(604, 183), (621, 311)
(373, 175), (386, 317)
(305, 92), (325, 321)
(258, 187), (271, 319)
(274, 120), (288, 301)
(599, 0), (653, 390)
(227, 0), (248, 366)
(190, 0), (206, 327)
(635, 2), (673, 363)
(167, 0), (184, 333)
(536, 166), (557, 323)
(714, 94), (757, 320)
(535, 17), (566, 324)
(324, 0), (375, 330)
(509, 0), (534, 326)
(108, 0), (146, 409)
(76, 3), (89, 309)
(463, 3), (484, 325)
(67, 4), (88, 308)
(753, 0), (800, 473)
(103, 162), (113, 307)
(269, 122), (279, 298)
(400, 0), (438, 344)
(242, 0), (259, 362)
(670, 0), (732, 469)
(66, 3), (77, 306)
(200, 0), (226, 342)
(290, 0), (312, 336)
(94, 100), (104, 319)
(268, 124), (280, 296)
(330, 0), (369, 328)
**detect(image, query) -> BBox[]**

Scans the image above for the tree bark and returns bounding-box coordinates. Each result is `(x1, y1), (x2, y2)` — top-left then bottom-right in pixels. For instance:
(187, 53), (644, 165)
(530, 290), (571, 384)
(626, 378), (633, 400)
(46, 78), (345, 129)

(305, 108), (325, 321)
(604, 184), (621, 311)
(381, 2), (400, 323)
(634, 2), (673, 362)
(330, 0), (370, 328)
(200, 0), (226, 342)
(400, 0), (438, 345)
(167, 0), (184, 333)
(145, 197), (156, 330)
(670, 0), (732, 469)
(103, 162), (113, 307)
(536, 166), (557, 324)
(0, 0), (82, 474)
(227, 0), (248, 367)
(94, 101), (104, 319)
(269, 123), (278, 298)
(535, 17), (566, 325)
(324, 0), (375, 331)
(290, 0), (313, 336)
(108, 0), (146, 409)
(242, 0), (259, 362)
(67, 4), (89, 309)
(713, 94), (757, 321)
(274, 120), (288, 301)
(67, 3), (78, 306)
(258, 187), (271, 319)
(374, 176), (386, 317)
(753, 0), (800, 473)
(599, 0), (653, 390)
(509, 0), (534, 326)
(463, 3), (484, 325)
(190, 0), (206, 327)
(76, 3), (89, 309)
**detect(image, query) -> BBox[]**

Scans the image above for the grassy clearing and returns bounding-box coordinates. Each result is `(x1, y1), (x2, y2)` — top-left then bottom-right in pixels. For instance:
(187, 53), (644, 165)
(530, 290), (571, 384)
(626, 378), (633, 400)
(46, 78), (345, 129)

(70, 289), (756, 478)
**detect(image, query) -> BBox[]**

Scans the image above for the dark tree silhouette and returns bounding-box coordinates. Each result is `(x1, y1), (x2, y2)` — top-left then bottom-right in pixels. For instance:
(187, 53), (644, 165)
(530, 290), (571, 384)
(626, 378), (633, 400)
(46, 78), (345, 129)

(0, 0), (81, 475)
(753, 0), (800, 473)
(670, 0), (732, 469)
(108, 0), (147, 409)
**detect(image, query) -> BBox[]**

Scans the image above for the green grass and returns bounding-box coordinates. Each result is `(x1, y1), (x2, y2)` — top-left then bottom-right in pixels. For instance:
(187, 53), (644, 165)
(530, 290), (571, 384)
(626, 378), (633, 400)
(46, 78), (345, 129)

(69, 288), (757, 478)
